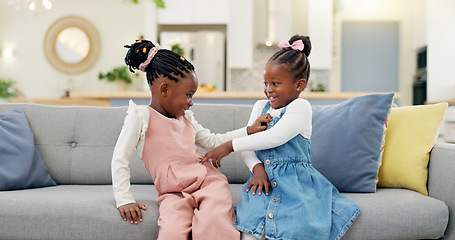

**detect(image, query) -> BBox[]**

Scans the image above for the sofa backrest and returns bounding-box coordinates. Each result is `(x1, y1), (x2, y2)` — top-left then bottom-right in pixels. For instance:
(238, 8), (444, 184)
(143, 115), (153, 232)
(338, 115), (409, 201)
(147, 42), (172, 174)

(0, 103), (252, 185)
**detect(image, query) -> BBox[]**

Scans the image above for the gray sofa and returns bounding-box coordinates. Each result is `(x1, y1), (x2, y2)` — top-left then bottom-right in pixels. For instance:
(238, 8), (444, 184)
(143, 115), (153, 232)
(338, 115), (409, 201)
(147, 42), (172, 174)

(0, 102), (453, 240)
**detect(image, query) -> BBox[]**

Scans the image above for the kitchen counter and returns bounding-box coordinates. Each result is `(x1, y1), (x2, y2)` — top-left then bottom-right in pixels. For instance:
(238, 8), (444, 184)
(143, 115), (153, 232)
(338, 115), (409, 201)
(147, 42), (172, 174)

(9, 97), (111, 107)
(68, 91), (401, 106)
(68, 91), (400, 99)
(9, 91), (401, 107)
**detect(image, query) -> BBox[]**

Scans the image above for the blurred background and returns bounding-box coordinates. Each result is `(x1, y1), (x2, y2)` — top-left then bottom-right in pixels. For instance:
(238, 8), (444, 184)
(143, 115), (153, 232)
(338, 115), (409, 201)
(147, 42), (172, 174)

(0, 0), (453, 107)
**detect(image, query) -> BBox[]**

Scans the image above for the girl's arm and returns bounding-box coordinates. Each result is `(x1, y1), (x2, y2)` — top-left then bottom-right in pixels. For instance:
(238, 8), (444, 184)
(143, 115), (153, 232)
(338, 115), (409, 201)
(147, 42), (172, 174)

(233, 99), (311, 152)
(111, 102), (147, 224)
(187, 104), (270, 150)
(240, 102), (272, 196)
(241, 101), (267, 171)
(186, 110), (247, 150)
(202, 99), (311, 167)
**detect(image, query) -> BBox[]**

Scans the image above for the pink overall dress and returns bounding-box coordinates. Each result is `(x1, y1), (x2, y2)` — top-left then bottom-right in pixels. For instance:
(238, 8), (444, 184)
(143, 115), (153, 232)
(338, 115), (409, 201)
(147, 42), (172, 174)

(141, 107), (240, 240)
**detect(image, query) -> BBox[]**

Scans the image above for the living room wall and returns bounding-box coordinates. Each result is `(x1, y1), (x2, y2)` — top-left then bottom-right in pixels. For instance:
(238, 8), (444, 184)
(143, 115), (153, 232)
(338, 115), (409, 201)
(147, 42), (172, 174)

(1, 0), (454, 104)
(0, 0), (152, 99)
(427, 0), (455, 103)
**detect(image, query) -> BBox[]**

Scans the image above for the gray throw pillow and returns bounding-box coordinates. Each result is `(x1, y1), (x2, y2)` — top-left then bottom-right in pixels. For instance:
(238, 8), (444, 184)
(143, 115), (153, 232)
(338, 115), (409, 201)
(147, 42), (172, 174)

(0, 108), (56, 190)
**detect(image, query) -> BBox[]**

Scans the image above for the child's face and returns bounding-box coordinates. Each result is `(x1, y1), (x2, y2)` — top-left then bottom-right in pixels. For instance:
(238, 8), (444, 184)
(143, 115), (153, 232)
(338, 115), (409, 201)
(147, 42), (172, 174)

(158, 71), (198, 119)
(263, 62), (303, 109)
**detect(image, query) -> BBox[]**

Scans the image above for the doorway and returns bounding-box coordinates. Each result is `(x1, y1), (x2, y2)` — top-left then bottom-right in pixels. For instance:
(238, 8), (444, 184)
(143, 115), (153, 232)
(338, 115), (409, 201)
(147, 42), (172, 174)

(341, 22), (399, 92)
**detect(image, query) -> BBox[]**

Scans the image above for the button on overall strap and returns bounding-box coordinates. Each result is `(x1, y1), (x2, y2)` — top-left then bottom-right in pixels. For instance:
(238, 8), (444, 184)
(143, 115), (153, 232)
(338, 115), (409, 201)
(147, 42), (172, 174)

(261, 102), (287, 129)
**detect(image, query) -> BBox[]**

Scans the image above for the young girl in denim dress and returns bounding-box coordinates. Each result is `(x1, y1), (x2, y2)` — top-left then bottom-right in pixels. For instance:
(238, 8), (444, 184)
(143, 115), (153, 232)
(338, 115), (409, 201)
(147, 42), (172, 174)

(203, 35), (360, 240)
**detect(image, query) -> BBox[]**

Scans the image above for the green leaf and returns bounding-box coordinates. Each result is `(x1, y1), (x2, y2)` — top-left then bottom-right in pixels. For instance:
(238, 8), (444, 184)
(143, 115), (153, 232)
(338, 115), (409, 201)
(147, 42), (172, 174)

(127, 0), (165, 8)
(98, 66), (133, 84)
(0, 77), (16, 98)
(170, 43), (185, 56)
(154, 0), (165, 8)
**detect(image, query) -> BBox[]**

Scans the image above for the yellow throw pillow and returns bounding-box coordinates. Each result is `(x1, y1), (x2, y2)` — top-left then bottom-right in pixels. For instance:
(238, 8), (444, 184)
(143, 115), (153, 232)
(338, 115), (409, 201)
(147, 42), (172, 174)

(377, 102), (448, 195)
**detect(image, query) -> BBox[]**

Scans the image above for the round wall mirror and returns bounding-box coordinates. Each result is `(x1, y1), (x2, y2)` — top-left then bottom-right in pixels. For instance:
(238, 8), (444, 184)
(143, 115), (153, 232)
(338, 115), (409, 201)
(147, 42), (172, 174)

(56, 27), (90, 64)
(44, 16), (100, 74)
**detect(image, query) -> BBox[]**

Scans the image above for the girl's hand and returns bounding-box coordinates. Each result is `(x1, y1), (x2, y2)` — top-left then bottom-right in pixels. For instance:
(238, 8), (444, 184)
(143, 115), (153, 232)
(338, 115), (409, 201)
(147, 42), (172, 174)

(117, 203), (147, 224)
(202, 141), (233, 168)
(247, 113), (271, 135)
(247, 164), (270, 196)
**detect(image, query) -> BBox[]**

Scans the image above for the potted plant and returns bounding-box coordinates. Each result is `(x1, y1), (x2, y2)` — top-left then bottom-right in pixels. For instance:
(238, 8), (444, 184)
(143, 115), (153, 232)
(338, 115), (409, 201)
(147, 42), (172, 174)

(128, 0), (165, 8)
(98, 66), (138, 91)
(310, 83), (326, 92)
(170, 43), (185, 57)
(0, 77), (16, 102)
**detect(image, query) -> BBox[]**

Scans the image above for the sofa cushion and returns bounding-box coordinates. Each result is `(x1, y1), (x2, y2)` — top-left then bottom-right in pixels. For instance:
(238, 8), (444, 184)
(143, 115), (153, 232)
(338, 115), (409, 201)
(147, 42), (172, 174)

(0, 185), (159, 240)
(0, 103), (253, 186)
(311, 93), (394, 193)
(0, 108), (56, 190)
(0, 104), (153, 185)
(378, 102), (448, 195)
(342, 189), (448, 239)
(0, 185), (449, 240)
(191, 104), (252, 184)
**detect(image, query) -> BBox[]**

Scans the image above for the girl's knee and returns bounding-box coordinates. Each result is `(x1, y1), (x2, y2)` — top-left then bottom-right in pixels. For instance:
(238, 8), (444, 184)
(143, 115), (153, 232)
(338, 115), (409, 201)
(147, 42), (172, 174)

(157, 212), (193, 240)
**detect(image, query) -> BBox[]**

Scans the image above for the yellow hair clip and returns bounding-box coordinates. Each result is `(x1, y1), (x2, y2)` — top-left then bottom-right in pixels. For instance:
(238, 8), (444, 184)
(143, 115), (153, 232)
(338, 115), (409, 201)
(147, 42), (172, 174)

(180, 56), (185, 61)
(143, 48), (147, 53)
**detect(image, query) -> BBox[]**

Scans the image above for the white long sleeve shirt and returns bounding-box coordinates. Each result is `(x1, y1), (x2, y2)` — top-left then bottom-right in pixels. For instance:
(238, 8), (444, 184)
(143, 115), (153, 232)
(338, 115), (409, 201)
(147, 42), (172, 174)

(232, 99), (312, 172)
(111, 100), (247, 208)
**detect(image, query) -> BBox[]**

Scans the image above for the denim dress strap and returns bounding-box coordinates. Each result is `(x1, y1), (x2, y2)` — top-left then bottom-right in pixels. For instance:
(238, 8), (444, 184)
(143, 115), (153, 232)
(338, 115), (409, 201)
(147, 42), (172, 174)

(260, 101), (270, 115)
(260, 101), (287, 125)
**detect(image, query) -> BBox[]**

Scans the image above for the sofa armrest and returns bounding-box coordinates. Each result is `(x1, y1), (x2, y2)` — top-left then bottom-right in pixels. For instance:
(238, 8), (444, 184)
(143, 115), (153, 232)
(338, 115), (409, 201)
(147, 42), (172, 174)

(428, 142), (455, 239)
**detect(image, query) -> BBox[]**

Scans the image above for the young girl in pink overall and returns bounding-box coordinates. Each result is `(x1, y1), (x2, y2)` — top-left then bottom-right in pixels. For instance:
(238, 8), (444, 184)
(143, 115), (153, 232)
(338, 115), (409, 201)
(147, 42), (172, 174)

(111, 40), (269, 240)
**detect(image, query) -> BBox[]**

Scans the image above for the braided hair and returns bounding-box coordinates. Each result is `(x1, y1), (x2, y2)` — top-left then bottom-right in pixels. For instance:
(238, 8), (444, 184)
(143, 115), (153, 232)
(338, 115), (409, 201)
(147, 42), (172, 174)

(268, 35), (312, 82)
(124, 40), (195, 86)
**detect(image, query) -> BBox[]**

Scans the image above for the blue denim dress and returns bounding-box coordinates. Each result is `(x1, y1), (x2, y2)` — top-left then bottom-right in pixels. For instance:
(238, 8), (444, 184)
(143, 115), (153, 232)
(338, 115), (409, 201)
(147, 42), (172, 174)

(235, 102), (360, 240)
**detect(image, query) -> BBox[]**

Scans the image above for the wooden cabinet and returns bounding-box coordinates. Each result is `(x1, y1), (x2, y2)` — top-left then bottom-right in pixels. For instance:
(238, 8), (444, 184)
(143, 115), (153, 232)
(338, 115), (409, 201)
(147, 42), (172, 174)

(157, 0), (254, 70)
(157, 0), (229, 24)
(227, 0), (253, 69)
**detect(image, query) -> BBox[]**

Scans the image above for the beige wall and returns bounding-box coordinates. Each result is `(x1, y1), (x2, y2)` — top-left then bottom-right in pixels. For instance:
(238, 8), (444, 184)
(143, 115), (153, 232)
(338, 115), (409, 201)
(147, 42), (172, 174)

(1, 0), (454, 104)
(0, 0), (150, 98)
(427, 0), (455, 103)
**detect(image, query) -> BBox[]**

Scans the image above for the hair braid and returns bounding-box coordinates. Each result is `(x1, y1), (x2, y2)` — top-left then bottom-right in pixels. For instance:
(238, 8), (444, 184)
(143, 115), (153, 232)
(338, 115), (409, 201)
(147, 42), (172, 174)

(124, 40), (195, 86)
(268, 35), (312, 82)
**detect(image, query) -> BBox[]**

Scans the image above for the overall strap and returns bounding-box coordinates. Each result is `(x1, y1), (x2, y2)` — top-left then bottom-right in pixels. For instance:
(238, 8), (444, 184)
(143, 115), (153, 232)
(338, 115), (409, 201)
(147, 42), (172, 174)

(279, 106), (287, 118)
(260, 101), (288, 117)
(261, 101), (288, 131)
(260, 101), (271, 115)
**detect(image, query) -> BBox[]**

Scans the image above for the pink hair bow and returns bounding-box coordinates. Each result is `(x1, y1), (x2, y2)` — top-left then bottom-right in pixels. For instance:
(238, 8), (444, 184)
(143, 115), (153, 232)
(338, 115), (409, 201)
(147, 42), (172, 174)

(278, 40), (304, 51)
(139, 43), (161, 72)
